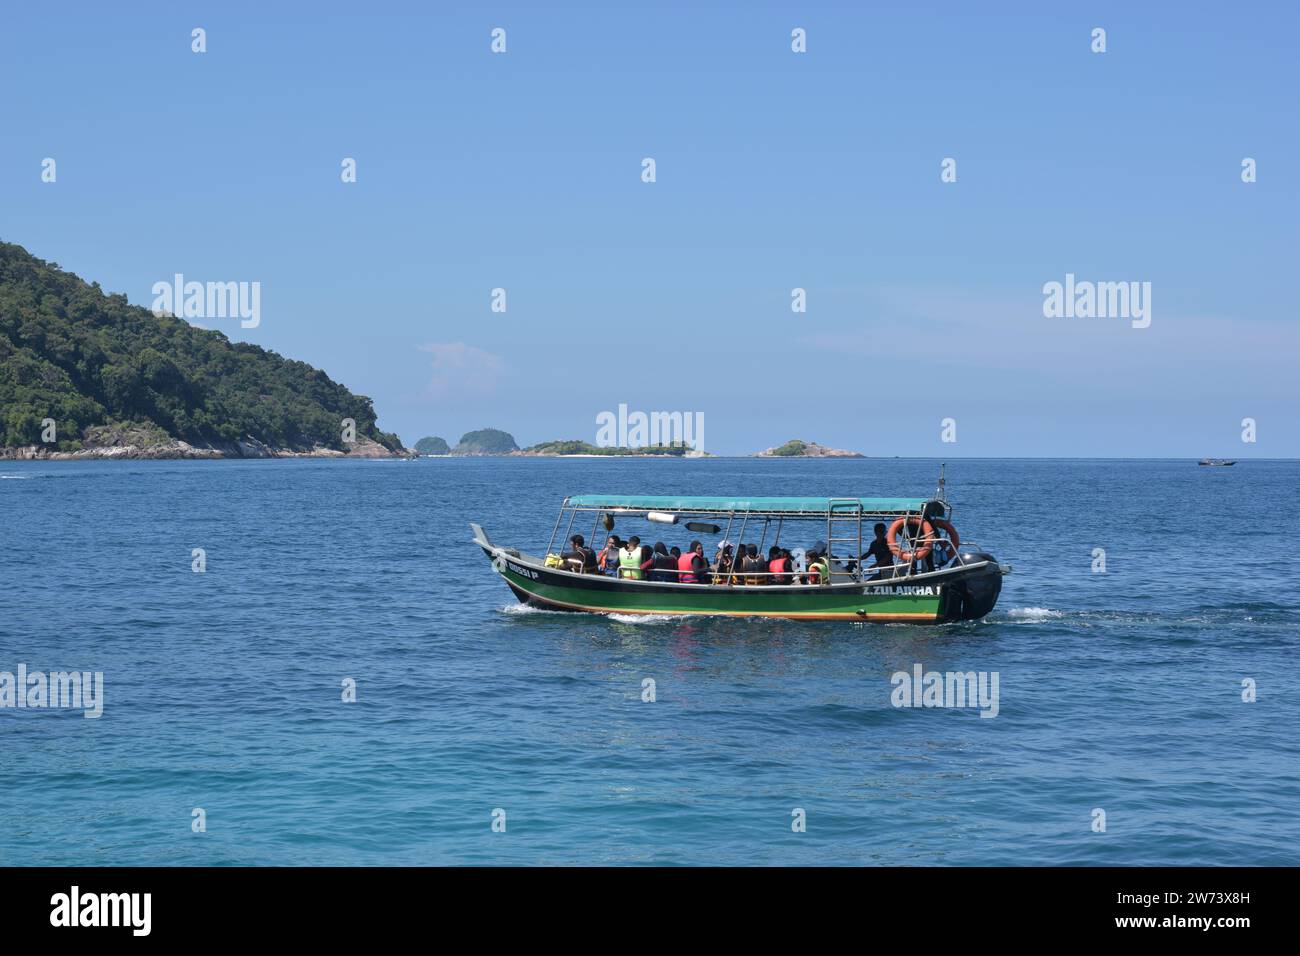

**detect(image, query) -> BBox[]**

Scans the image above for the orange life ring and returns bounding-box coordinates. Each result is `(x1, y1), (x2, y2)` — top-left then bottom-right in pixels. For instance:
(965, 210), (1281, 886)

(930, 518), (960, 552)
(888, 517), (934, 562)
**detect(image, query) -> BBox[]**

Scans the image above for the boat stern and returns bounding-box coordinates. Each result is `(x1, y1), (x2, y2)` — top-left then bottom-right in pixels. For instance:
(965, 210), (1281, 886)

(939, 551), (1008, 621)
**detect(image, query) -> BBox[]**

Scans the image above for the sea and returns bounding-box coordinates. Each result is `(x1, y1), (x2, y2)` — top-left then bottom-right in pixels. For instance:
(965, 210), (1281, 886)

(1, 457), (1297, 865)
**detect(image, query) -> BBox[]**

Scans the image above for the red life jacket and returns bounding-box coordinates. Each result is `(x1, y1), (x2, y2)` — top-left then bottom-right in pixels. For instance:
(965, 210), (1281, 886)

(677, 552), (699, 584)
(769, 557), (789, 585)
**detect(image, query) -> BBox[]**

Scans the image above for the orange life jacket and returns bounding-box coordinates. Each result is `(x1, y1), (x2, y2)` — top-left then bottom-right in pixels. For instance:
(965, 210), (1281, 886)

(769, 557), (790, 585)
(677, 552), (699, 584)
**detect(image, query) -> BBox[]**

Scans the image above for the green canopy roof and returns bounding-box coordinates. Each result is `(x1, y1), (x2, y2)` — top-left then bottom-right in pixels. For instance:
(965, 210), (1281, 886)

(565, 495), (932, 516)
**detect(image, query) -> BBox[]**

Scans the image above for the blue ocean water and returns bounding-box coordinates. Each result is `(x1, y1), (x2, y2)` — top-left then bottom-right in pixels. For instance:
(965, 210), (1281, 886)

(1, 457), (1297, 866)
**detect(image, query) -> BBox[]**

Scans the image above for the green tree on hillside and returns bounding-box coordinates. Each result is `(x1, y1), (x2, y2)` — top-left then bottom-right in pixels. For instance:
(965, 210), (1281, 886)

(0, 241), (402, 451)
(414, 436), (450, 455)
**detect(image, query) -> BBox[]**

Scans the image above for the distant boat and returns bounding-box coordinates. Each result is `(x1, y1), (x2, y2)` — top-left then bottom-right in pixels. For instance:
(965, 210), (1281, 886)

(1198, 458), (1237, 466)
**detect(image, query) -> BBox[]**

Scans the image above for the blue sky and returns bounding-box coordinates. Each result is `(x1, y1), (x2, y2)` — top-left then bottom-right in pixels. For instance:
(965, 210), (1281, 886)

(2, 1), (1295, 455)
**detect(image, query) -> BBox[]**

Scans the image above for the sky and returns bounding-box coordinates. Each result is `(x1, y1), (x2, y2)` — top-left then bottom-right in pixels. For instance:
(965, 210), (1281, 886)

(1, 1), (1296, 456)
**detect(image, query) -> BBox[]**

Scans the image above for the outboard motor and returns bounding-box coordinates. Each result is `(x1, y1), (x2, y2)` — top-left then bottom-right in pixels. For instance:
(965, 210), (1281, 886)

(950, 550), (1003, 620)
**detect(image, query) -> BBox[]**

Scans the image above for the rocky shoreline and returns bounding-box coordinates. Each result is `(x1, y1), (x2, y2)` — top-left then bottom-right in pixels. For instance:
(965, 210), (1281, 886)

(1, 436), (409, 461)
(5, 433), (866, 461)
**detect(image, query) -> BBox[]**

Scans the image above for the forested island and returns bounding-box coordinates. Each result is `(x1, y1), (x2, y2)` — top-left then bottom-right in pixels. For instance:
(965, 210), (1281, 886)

(455, 428), (519, 455)
(755, 440), (863, 458)
(413, 436), (450, 455)
(0, 241), (405, 459)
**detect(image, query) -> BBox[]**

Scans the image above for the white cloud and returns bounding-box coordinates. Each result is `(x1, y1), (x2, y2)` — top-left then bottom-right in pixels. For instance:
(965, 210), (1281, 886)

(795, 285), (1297, 393)
(417, 342), (505, 397)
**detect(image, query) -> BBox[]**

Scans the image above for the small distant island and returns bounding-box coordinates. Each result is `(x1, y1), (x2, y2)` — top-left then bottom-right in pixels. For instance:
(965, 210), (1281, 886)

(515, 439), (704, 457)
(453, 428), (519, 455)
(755, 439), (863, 458)
(412, 429), (522, 456)
(413, 436), (450, 455)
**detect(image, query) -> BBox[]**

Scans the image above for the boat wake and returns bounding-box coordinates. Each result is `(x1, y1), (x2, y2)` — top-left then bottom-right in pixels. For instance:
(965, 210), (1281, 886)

(499, 603), (566, 616)
(500, 603), (1270, 630)
(499, 603), (690, 625)
(988, 605), (1296, 629)
(995, 607), (1066, 622)
(605, 612), (688, 625)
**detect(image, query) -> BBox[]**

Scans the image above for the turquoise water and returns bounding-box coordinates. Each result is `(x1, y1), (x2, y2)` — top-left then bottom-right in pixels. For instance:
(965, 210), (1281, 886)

(1, 457), (1297, 865)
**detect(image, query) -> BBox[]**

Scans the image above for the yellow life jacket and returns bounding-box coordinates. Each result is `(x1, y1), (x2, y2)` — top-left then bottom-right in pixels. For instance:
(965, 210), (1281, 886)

(618, 547), (643, 580)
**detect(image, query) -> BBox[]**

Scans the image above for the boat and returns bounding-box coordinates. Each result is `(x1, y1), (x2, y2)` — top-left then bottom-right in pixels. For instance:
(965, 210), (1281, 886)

(471, 476), (1009, 623)
(1198, 458), (1237, 466)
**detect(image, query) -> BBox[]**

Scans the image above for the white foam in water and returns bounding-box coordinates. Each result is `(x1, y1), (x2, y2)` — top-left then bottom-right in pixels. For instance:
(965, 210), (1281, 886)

(500, 603), (685, 624)
(500, 603), (565, 616)
(606, 612), (686, 625)
(1002, 607), (1065, 621)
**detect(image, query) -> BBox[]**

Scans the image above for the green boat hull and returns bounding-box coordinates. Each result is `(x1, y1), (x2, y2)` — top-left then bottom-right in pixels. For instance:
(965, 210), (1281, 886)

(477, 532), (1004, 623)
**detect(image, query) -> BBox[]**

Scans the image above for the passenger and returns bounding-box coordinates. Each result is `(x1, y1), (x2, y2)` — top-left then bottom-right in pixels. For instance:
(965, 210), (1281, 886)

(789, 547), (807, 581)
(562, 534), (598, 573)
(801, 541), (828, 584)
(642, 543), (658, 581)
(713, 543), (735, 584)
(923, 523), (955, 571)
(731, 543), (748, 586)
(859, 522), (895, 580)
(805, 548), (830, 586)
(743, 544), (765, 585)
(677, 540), (708, 584)
(931, 533), (954, 569)
(619, 535), (654, 580)
(651, 542), (676, 582)
(598, 535), (623, 576)
(768, 546), (792, 585)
